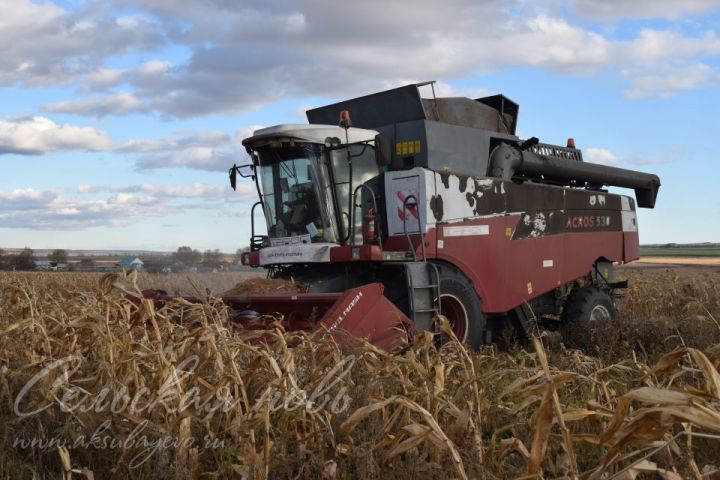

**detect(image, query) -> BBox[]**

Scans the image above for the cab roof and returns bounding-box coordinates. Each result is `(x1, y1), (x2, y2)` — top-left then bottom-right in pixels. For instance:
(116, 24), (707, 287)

(242, 124), (377, 148)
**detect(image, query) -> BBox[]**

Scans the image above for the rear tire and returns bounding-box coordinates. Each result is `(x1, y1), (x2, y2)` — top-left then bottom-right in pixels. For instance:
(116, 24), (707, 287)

(436, 264), (486, 349)
(561, 286), (618, 349)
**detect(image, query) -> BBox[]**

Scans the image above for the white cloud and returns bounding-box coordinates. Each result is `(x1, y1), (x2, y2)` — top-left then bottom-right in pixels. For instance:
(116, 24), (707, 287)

(412, 80), (489, 99)
(0, 116), (112, 154)
(584, 147), (621, 166)
(132, 183), (226, 198)
(620, 29), (720, 63)
(487, 15), (610, 72)
(136, 60), (172, 76)
(583, 146), (676, 166)
(84, 68), (124, 91)
(0, 189), (149, 229)
(284, 12), (307, 34)
(2, 0), (719, 121)
(44, 92), (144, 117)
(624, 63), (719, 99)
(135, 146), (230, 170)
(134, 10), (614, 116)
(0, 0), (163, 86)
(120, 131), (230, 153)
(0, 188), (59, 209)
(77, 182), (256, 200)
(47, 2), (715, 116)
(119, 127), (259, 171)
(565, 0), (720, 19)
(0, 181), (256, 229)
(116, 16), (145, 29)
(0, 112), (256, 172)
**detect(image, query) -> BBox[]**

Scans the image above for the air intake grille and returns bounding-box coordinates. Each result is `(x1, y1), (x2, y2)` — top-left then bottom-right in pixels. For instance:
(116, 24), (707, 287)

(530, 143), (583, 162)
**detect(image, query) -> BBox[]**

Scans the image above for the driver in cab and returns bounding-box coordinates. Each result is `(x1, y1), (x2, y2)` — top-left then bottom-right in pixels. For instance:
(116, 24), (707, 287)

(279, 184), (319, 235)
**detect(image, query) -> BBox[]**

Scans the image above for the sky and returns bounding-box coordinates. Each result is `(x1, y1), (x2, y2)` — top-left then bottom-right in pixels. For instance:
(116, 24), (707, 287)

(1, 0), (719, 252)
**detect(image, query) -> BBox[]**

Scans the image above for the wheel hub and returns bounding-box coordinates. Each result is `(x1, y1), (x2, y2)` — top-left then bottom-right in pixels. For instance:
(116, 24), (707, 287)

(439, 293), (469, 342)
(589, 304), (612, 324)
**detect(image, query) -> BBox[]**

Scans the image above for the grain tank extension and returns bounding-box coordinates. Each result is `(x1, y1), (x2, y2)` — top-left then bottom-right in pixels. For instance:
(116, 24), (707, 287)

(197, 83), (663, 349)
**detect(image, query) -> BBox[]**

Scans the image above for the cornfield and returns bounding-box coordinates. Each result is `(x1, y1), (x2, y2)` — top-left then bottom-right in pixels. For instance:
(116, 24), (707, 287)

(1, 268), (720, 479)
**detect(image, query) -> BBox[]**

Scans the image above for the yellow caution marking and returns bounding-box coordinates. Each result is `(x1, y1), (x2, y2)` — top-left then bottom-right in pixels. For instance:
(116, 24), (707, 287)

(395, 139), (421, 156)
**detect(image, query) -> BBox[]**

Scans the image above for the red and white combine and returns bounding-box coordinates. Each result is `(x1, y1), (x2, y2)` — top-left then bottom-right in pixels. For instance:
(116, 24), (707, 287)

(201, 83), (661, 349)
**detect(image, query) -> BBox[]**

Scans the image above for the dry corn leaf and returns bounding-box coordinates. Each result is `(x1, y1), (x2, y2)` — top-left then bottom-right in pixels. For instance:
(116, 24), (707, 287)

(688, 348), (720, 399)
(624, 387), (697, 405)
(527, 383), (554, 475)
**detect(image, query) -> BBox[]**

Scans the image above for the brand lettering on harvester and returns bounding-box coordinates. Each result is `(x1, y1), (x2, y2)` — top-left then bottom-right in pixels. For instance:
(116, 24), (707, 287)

(267, 251), (303, 258)
(565, 215), (611, 229)
(328, 291), (364, 331)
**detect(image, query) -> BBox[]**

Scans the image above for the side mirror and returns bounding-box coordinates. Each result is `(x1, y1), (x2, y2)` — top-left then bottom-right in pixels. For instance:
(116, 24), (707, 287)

(229, 162), (257, 191)
(229, 164), (237, 191)
(374, 133), (391, 167)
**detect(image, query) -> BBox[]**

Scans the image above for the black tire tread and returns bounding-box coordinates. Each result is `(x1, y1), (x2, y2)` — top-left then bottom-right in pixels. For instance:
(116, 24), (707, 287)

(562, 286), (618, 326)
(561, 286), (618, 350)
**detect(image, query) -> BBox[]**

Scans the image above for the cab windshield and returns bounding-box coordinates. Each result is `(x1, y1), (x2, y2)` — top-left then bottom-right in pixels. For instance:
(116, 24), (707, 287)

(253, 141), (381, 245)
(256, 145), (334, 242)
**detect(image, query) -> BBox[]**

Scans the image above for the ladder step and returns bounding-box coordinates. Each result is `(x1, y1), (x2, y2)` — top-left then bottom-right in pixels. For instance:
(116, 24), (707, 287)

(404, 261), (441, 332)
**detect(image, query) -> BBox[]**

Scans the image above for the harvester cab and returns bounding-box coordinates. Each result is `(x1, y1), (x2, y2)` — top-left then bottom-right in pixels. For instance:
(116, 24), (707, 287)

(233, 124), (386, 245)
(222, 82), (661, 350)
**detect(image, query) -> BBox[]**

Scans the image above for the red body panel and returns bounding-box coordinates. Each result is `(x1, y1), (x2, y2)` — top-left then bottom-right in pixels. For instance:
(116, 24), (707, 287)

(329, 244), (384, 262)
(623, 232), (640, 261)
(420, 217), (633, 313)
(316, 283), (413, 350)
(223, 292), (341, 331)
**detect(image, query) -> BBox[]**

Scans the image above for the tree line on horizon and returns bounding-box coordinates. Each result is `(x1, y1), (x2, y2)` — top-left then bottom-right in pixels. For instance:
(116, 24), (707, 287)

(0, 248), (72, 271)
(0, 246), (251, 271)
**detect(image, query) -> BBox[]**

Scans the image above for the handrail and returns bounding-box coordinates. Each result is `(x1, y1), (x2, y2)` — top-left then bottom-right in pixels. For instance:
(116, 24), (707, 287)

(349, 184), (382, 249)
(429, 262), (442, 317)
(250, 201), (266, 251)
(402, 194), (426, 261)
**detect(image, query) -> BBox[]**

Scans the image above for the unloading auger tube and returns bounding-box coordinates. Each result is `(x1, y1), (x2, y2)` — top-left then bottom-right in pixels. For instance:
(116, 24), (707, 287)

(489, 141), (661, 208)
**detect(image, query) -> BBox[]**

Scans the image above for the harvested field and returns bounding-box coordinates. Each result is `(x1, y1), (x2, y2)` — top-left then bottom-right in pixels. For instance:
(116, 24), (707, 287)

(1, 269), (720, 479)
(637, 256), (720, 266)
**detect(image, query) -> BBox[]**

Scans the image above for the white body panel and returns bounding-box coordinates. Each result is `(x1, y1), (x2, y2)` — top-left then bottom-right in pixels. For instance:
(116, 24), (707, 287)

(384, 168), (509, 237)
(620, 195), (638, 232)
(384, 168), (435, 235)
(434, 173), (505, 222)
(259, 243), (333, 265)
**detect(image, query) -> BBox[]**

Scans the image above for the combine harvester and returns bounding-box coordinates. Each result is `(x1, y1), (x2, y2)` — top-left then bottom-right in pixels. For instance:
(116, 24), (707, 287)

(183, 83), (662, 349)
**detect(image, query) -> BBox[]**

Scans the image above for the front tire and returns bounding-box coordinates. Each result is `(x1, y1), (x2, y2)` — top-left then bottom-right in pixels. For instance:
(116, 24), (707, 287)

(436, 264), (486, 349)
